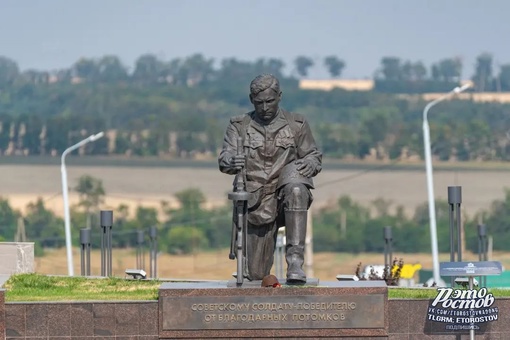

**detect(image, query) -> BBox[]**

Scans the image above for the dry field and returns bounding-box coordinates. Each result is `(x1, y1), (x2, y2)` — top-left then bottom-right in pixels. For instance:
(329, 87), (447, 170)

(1, 162), (510, 219)
(35, 247), (510, 282)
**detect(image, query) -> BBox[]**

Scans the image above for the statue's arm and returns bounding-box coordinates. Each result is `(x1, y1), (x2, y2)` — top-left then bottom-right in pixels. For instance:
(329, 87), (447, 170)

(296, 119), (322, 177)
(218, 122), (241, 175)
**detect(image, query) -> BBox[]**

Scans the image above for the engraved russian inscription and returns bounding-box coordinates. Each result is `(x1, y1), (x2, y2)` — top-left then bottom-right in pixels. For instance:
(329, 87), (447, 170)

(162, 295), (385, 330)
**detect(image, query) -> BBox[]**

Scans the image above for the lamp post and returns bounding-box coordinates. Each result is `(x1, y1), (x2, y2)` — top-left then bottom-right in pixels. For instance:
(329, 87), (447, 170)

(61, 131), (105, 276)
(423, 83), (471, 286)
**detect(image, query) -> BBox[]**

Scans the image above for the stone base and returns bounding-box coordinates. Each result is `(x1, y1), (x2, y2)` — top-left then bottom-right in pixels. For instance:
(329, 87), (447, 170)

(159, 280), (388, 339)
(0, 242), (34, 275)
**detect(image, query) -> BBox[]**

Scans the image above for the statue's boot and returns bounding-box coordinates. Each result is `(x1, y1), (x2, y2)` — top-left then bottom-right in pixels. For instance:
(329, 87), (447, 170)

(285, 209), (307, 283)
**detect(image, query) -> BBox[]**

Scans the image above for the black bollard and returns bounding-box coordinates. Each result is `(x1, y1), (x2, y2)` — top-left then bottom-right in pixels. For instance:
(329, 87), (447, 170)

(149, 226), (158, 278)
(384, 226), (393, 268)
(100, 210), (113, 277)
(478, 224), (488, 286)
(136, 230), (145, 271)
(80, 228), (91, 276)
(447, 186), (462, 286)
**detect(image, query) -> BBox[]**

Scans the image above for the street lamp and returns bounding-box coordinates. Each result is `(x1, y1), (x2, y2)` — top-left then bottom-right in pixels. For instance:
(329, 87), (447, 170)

(423, 83), (471, 286)
(61, 131), (105, 276)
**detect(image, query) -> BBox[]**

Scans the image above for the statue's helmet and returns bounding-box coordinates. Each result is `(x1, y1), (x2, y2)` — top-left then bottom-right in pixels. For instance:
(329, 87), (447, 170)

(277, 161), (314, 191)
(261, 274), (281, 287)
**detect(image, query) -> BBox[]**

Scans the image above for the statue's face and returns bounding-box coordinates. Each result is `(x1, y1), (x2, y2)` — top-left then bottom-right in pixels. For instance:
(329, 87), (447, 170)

(250, 88), (281, 122)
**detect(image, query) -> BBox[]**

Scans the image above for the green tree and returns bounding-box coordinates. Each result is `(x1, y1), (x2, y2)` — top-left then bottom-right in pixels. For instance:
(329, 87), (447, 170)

(323, 56), (345, 78)
(294, 56), (314, 77)
(24, 198), (64, 248)
(378, 57), (402, 80)
(166, 226), (207, 254)
(0, 56), (20, 88)
(0, 197), (20, 241)
(401, 61), (427, 81)
(472, 53), (493, 92)
(412, 199), (451, 252)
(498, 64), (510, 91)
(474, 188), (510, 251)
(74, 175), (106, 228)
(73, 58), (99, 81)
(438, 57), (462, 82)
(313, 196), (370, 253)
(180, 53), (215, 86)
(17, 70), (49, 85)
(97, 55), (128, 82)
(133, 54), (166, 83)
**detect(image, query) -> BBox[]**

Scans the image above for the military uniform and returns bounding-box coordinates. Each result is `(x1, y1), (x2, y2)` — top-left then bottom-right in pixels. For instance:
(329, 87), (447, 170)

(219, 108), (322, 281)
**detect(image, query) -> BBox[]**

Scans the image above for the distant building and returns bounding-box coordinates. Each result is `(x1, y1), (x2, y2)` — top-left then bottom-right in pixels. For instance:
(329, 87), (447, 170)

(299, 79), (510, 103)
(299, 79), (374, 91)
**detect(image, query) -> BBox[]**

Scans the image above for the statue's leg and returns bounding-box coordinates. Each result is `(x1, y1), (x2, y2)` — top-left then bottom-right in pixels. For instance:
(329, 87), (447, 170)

(281, 183), (311, 283)
(245, 222), (278, 281)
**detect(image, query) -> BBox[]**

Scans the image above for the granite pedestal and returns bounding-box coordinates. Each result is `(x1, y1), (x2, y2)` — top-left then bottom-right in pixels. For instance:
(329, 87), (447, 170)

(0, 289), (5, 340)
(159, 279), (388, 339)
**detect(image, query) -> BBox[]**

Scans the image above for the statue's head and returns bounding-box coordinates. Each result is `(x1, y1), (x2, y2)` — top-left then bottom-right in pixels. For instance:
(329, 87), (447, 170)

(249, 74), (282, 122)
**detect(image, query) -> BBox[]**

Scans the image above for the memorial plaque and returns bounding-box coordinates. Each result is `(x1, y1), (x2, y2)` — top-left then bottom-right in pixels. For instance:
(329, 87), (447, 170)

(161, 294), (384, 330)
(159, 281), (388, 338)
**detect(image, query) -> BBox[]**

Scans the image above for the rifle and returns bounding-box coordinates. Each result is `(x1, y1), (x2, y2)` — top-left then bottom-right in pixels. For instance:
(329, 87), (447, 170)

(227, 137), (251, 285)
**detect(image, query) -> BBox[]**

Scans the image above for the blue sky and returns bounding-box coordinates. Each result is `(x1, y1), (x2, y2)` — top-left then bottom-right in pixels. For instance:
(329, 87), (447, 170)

(1, 0), (509, 79)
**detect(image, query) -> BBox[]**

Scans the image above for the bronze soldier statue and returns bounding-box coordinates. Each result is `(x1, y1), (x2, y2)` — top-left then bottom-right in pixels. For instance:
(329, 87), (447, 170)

(218, 74), (322, 283)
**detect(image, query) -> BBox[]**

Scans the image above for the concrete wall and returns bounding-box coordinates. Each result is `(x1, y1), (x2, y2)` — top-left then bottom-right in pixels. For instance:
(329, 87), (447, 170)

(0, 243), (34, 276)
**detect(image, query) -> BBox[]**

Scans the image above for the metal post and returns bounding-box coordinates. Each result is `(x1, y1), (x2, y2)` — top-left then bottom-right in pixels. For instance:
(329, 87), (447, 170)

(108, 221), (113, 277)
(275, 230), (285, 279)
(149, 226), (157, 278)
(61, 131), (104, 276)
(384, 226), (393, 268)
(275, 235), (281, 279)
(137, 230), (145, 270)
(422, 84), (471, 287)
(80, 228), (91, 276)
(100, 221), (106, 277)
(100, 210), (113, 277)
(469, 276), (475, 340)
(478, 224), (487, 287)
(448, 186), (462, 287)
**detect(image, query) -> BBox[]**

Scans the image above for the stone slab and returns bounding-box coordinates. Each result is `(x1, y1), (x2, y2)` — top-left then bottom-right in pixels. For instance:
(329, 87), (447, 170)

(159, 280), (388, 338)
(0, 242), (34, 275)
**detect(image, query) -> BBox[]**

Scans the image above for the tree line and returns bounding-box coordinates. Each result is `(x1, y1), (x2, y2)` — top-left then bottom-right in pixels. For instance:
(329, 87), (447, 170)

(1, 53), (510, 162)
(1, 175), (509, 256)
(1, 52), (507, 91)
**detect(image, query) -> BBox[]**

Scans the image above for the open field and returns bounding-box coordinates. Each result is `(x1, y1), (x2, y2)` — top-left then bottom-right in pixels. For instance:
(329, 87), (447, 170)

(1, 157), (510, 218)
(34, 247), (510, 282)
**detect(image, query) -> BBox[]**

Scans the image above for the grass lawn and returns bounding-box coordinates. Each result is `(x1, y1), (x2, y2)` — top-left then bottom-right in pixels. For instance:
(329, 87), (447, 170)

(3, 273), (510, 302)
(3, 273), (161, 302)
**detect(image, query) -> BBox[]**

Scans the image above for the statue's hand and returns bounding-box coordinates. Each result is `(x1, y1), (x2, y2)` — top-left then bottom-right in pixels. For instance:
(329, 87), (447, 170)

(295, 159), (315, 177)
(231, 154), (246, 171)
